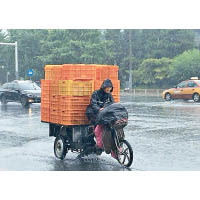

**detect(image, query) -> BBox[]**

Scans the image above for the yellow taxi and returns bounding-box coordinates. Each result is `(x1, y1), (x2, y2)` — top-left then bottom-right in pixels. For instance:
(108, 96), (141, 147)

(162, 77), (200, 102)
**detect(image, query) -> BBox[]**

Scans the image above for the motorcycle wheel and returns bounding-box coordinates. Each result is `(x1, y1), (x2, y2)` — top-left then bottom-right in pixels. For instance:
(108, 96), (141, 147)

(54, 135), (67, 160)
(115, 139), (133, 168)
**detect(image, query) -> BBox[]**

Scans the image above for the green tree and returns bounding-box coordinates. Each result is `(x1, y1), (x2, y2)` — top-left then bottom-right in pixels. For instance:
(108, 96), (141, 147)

(120, 29), (195, 88)
(169, 49), (200, 85)
(38, 29), (114, 65)
(7, 29), (48, 80)
(104, 29), (124, 64)
(134, 57), (172, 88)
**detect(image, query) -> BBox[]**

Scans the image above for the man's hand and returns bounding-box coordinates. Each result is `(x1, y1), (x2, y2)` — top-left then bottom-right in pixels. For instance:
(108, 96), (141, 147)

(99, 108), (104, 111)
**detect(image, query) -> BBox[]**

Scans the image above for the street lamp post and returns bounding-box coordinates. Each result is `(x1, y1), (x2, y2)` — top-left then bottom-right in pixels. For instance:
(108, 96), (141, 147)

(0, 42), (19, 80)
(128, 30), (133, 90)
(14, 42), (18, 80)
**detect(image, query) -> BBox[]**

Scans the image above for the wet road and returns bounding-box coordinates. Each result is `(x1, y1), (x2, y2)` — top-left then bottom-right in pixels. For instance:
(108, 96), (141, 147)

(1, 96), (200, 170)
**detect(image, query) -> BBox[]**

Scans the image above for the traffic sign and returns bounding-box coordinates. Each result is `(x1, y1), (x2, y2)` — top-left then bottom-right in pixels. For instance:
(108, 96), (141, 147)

(27, 69), (34, 77)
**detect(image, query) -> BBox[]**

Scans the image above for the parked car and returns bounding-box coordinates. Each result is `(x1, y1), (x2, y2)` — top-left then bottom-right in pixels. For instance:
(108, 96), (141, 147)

(162, 77), (200, 102)
(0, 80), (41, 107)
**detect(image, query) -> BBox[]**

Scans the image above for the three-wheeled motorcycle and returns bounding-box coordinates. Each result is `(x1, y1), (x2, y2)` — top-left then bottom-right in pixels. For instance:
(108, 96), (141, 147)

(50, 103), (133, 168)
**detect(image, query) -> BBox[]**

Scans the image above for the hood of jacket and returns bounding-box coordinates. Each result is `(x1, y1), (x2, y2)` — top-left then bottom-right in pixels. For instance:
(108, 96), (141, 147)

(100, 79), (113, 93)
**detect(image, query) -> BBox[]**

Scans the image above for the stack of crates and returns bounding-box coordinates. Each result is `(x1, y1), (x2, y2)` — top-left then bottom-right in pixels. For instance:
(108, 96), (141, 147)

(41, 64), (120, 125)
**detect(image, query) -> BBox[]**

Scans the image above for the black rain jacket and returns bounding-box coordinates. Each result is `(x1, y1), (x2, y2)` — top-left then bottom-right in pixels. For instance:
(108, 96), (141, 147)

(86, 79), (115, 124)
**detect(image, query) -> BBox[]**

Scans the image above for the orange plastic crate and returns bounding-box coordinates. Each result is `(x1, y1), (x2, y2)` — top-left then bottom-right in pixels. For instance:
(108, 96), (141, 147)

(45, 65), (62, 80)
(41, 94), (50, 108)
(41, 79), (51, 94)
(98, 66), (109, 81)
(59, 103), (89, 112)
(52, 65), (62, 80)
(41, 93), (50, 101)
(50, 95), (60, 111)
(109, 66), (118, 79)
(62, 64), (76, 80)
(77, 65), (96, 80)
(59, 80), (94, 96)
(59, 96), (90, 112)
(45, 65), (54, 80)
(60, 104), (87, 112)
(50, 115), (60, 124)
(50, 80), (59, 95)
(62, 64), (96, 80)
(94, 80), (101, 90)
(49, 108), (60, 124)
(41, 80), (50, 100)
(95, 65), (107, 80)
(60, 110), (89, 125)
(95, 65), (118, 81)
(41, 107), (50, 122)
(59, 95), (90, 105)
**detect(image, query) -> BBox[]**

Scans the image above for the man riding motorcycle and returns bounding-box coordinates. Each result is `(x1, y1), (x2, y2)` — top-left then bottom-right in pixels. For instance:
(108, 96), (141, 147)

(86, 79), (115, 156)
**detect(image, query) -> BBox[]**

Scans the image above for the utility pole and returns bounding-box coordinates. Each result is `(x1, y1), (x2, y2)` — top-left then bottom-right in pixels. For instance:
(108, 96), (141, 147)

(128, 30), (133, 90)
(0, 42), (19, 80)
(14, 42), (18, 80)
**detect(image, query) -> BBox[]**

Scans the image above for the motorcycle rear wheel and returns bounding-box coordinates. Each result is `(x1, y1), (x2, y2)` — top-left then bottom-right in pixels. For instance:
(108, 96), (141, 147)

(54, 135), (67, 160)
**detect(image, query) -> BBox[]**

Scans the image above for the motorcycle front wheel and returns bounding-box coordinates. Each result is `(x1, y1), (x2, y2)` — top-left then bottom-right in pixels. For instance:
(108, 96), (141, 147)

(115, 139), (133, 168)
